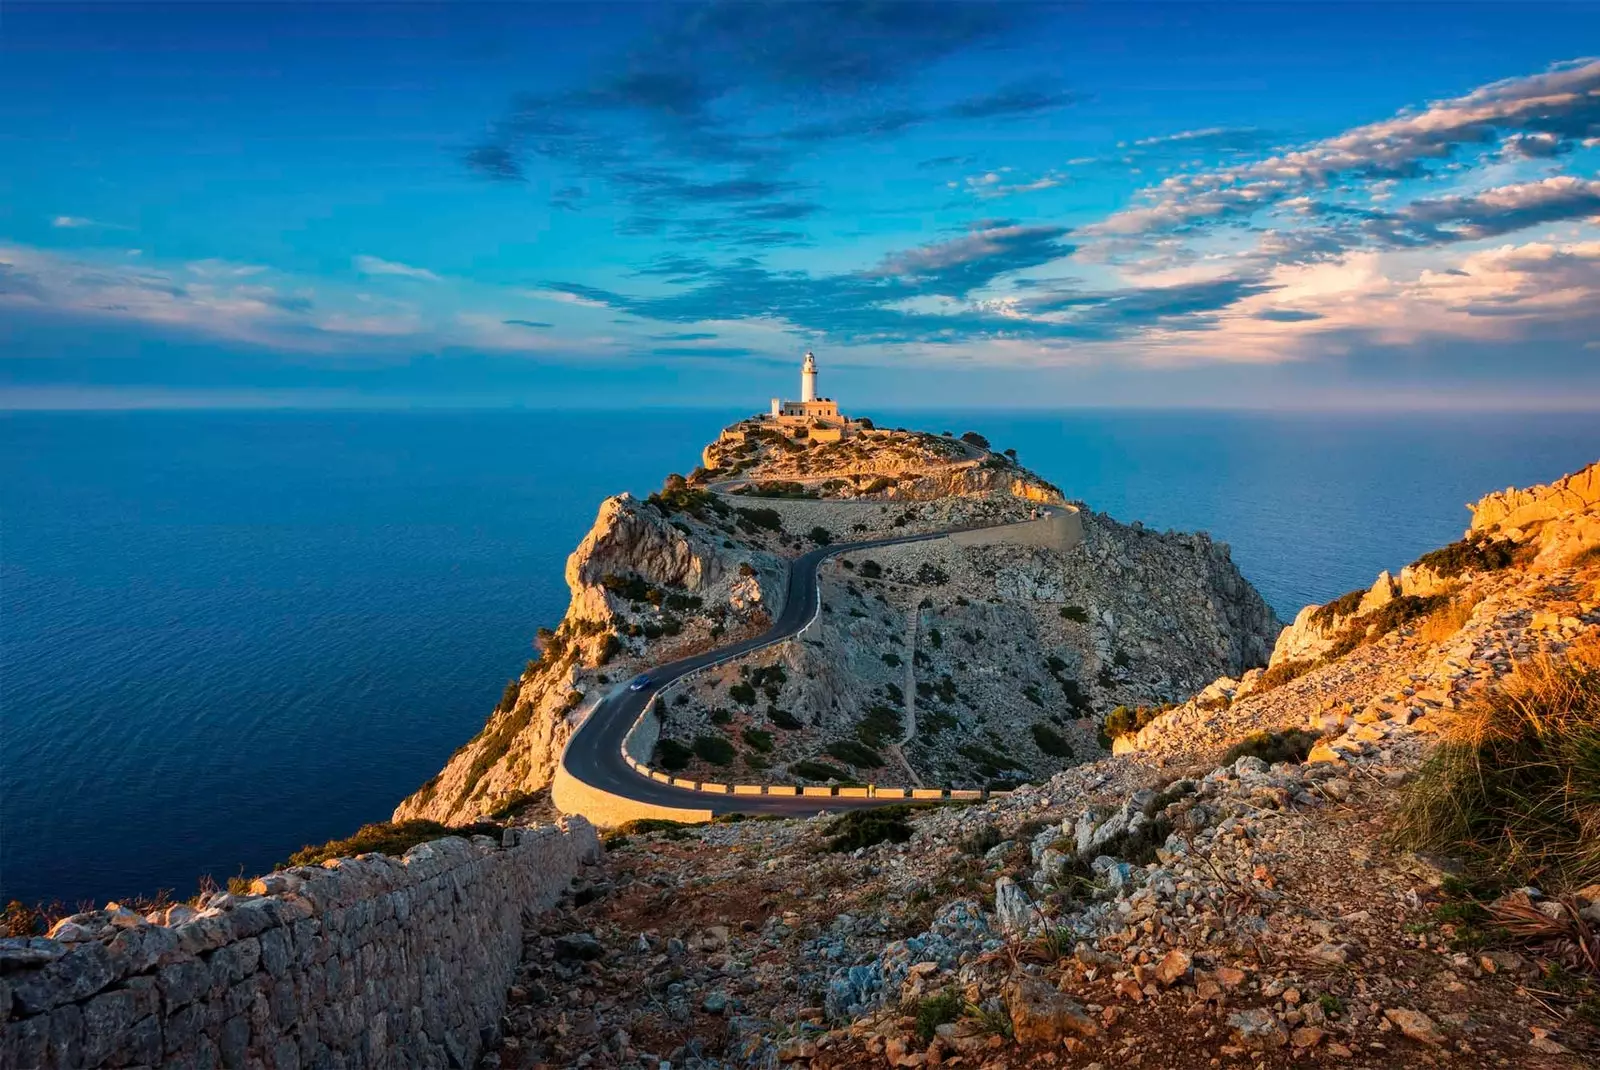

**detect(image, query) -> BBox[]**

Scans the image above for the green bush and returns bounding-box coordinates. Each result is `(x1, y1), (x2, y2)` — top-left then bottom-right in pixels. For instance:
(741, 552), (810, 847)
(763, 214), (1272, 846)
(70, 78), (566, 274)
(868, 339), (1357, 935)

(769, 707), (803, 730)
(735, 506), (783, 532)
(1219, 729), (1320, 768)
(285, 819), (501, 869)
(1059, 605), (1089, 623)
(1103, 704), (1163, 739)
(709, 707), (733, 725)
(729, 682), (757, 705)
(809, 525), (833, 545)
(790, 760), (851, 782)
(858, 560), (882, 579)
(825, 740), (885, 768)
(856, 705), (903, 748)
(959, 431), (990, 449)
(1310, 588), (1366, 628)
(822, 805), (917, 852)
(741, 727), (774, 753)
(656, 739), (693, 770)
(1412, 535), (1519, 578)
(693, 735), (736, 766)
(882, 652), (902, 667)
(496, 680), (521, 713)
(1031, 723), (1074, 758)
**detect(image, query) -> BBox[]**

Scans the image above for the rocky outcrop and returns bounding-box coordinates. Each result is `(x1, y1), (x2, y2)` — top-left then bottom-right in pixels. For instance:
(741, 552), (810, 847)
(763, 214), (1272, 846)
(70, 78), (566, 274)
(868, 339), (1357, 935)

(393, 490), (786, 826)
(0, 818), (600, 1070)
(1270, 461), (1600, 669)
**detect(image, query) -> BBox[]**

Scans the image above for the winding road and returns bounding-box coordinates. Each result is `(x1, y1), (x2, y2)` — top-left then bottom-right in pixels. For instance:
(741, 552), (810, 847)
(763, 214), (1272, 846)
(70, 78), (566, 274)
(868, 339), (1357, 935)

(558, 514), (1047, 816)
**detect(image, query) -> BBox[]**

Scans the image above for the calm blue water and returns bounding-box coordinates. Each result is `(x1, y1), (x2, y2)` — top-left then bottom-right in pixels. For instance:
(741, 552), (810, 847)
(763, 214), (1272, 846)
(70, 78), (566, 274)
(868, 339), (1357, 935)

(4, 409), (1596, 906)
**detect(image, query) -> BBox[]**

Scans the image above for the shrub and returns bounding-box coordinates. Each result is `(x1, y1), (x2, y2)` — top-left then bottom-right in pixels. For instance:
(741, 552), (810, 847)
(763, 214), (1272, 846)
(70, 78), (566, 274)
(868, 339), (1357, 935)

(825, 740), (885, 768)
(858, 560), (882, 579)
(1102, 704), (1163, 739)
(809, 525), (833, 545)
(882, 652), (902, 667)
(1059, 605), (1090, 623)
(693, 735), (736, 766)
(960, 824), (1003, 856)
(1412, 535), (1519, 578)
(656, 739), (693, 770)
(1219, 729), (1320, 768)
(823, 805), (916, 852)
(959, 431), (990, 449)
(790, 759), (851, 782)
(496, 680), (521, 713)
(1310, 588), (1366, 628)
(857, 705), (903, 748)
(929, 628), (943, 649)
(735, 506), (783, 532)
(709, 707), (733, 725)
(741, 727), (774, 753)
(595, 633), (621, 666)
(285, 819), (501, 869)
(1031, 723), (1074, 758)
(729, 682), (757, 705)
(1022, 685), (1044, 707)
(1397, 637), (1600, 891)
(769, 707), (803, 730)
(1257, 659), (1314, 691)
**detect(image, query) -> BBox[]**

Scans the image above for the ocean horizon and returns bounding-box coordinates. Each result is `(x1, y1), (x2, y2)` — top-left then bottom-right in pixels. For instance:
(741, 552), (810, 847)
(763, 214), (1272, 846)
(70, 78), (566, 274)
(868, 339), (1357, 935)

(4, 407), (1597, 907)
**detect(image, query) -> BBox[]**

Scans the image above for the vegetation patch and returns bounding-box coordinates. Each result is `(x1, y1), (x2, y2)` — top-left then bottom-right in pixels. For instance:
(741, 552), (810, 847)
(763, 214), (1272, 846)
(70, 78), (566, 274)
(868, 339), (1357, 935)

(1257, 658), (1315, 691)
(1398, 637), (1600, 891)
(1059, 604), (1090, 624)
(822, 804), (918, 852)
(741, 727), (774, 753)
(1310, 587), (1367, 628)
(825, 740), (886, 768)
(1031, 723), (1074, 758)
(1412, 534), (1520, 578)
(769, 706), (804, 730)
(655, 738), (693, 771)
(285, 819), (502, 869)
(1102, 704), (1166, 740)
(735, 506), (783, 533)
(856, 705), (903, 748)
(790, 759), (853, 782)
(693, 734), (736, 766)
(1219, 729), (1320, 768)
(914, 990), (965, 1042)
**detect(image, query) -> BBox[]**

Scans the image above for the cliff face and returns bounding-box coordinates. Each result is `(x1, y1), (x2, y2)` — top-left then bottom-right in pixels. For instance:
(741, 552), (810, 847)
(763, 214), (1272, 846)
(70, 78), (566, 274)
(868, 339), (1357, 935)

(1268, 460), (1600, 669)
(397, 420), (1281, 818)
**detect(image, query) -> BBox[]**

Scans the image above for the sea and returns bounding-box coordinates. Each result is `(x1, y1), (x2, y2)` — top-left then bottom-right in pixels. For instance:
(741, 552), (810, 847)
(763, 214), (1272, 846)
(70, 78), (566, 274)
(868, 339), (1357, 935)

(3, 408), (1597, 907)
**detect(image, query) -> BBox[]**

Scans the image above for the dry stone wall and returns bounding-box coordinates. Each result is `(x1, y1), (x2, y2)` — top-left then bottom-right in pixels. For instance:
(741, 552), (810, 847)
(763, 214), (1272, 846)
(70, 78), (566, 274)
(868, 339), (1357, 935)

(1, 818), (600, 1070)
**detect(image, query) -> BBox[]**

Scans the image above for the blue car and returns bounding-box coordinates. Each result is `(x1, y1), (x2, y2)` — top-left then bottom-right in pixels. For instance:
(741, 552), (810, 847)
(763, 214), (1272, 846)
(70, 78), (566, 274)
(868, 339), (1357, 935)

(628, 675), (652, 692)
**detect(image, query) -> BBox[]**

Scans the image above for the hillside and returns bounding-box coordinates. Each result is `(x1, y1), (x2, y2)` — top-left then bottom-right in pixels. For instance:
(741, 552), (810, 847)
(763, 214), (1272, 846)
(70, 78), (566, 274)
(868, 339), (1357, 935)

(394, 419), (1279, 823)
(472, 460), (1600, 1069)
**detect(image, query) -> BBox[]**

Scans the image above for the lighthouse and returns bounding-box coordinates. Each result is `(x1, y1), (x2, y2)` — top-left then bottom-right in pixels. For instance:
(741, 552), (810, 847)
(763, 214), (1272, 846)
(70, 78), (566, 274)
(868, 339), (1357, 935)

(801, 350), (818, 402)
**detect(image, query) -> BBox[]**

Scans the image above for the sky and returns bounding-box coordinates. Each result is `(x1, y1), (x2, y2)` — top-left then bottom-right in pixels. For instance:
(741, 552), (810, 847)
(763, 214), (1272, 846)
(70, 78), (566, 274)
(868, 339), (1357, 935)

(3, 1), (1599, 411)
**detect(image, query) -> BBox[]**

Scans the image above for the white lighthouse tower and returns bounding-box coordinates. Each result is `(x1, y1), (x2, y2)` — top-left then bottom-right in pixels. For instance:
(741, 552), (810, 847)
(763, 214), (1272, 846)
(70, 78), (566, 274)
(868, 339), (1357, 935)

(801, 350), (818, 402)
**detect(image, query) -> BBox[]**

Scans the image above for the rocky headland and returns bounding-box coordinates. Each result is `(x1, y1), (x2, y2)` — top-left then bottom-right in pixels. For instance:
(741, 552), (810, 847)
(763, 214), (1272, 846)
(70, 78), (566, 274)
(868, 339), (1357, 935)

(394, 419), (1279, 823)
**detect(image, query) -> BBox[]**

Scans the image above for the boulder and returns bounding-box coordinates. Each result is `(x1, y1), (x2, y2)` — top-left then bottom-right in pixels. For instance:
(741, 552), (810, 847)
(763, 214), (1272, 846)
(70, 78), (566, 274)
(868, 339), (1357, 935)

(1004, 975), (1100, 1044)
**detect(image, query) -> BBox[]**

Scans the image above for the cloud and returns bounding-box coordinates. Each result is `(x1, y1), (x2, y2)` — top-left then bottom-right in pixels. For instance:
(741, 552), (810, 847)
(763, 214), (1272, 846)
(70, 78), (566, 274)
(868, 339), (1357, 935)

(463, 144), (525, 182)
(1091, 58), (1600, 239)
(52, 216), (102, 229)
(502, 319), (554, 329)
(648, 331), (718, 341)
(1371, 176), (1600, 244)
(523, 287), (610, 308)
(944, 80), (1080, 120)
(649, 345), (755, 359)
(353, 255), (441, 282)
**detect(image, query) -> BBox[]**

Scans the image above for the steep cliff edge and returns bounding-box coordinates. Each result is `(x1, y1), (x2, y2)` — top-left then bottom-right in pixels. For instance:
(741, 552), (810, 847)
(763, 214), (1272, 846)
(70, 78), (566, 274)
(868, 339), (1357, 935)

(396, 420), (1279, 821)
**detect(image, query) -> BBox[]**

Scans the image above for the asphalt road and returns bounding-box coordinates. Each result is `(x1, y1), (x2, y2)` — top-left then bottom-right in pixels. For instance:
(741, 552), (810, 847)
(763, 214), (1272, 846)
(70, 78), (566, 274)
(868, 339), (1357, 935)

(557, 520), (1020, 816)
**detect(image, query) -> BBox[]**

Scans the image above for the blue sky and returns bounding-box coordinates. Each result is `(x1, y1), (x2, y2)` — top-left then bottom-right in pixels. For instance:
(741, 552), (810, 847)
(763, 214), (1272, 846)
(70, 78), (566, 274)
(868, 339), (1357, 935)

(3, 2), (1599, 410)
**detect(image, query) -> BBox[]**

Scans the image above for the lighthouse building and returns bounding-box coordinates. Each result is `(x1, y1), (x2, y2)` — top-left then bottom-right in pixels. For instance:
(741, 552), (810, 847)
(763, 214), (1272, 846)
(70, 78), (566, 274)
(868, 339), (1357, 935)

(770, 351), (841, 427)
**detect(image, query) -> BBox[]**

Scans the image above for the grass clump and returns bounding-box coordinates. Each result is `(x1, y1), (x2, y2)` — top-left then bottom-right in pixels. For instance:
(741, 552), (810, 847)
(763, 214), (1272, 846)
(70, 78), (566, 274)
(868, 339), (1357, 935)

(823, 804), (917, 852)
(1397, 636), (1600, 892)
(1220, 729), (1320, 767)
(1310, 588), (1366, 628)
(826, 740), (885, 768)
(915, 990), (964, 1042)
(285, 819), (502, 868)
(693, 734), (736, 766)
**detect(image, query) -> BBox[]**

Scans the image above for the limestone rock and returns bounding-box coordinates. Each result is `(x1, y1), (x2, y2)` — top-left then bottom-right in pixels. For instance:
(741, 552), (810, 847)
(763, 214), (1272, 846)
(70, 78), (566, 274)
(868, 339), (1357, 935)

(1004, 975), (1100, 1044)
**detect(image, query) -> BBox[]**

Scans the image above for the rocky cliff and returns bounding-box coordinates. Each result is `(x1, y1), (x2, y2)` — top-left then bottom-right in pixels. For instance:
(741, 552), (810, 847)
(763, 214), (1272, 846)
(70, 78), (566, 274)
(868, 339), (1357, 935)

(396, 419), (1280, 822)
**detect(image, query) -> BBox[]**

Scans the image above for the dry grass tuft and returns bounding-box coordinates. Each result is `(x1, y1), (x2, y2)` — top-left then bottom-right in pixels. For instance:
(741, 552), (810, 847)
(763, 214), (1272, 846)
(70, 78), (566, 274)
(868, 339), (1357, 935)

(1397, 634), (1600, 892)
(1417, 589), (1486, 645)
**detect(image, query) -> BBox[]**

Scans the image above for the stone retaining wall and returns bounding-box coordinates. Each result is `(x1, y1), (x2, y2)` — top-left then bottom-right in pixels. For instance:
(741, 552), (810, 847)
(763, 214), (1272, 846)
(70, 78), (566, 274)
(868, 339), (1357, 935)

(1, 818), (600, 1070)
